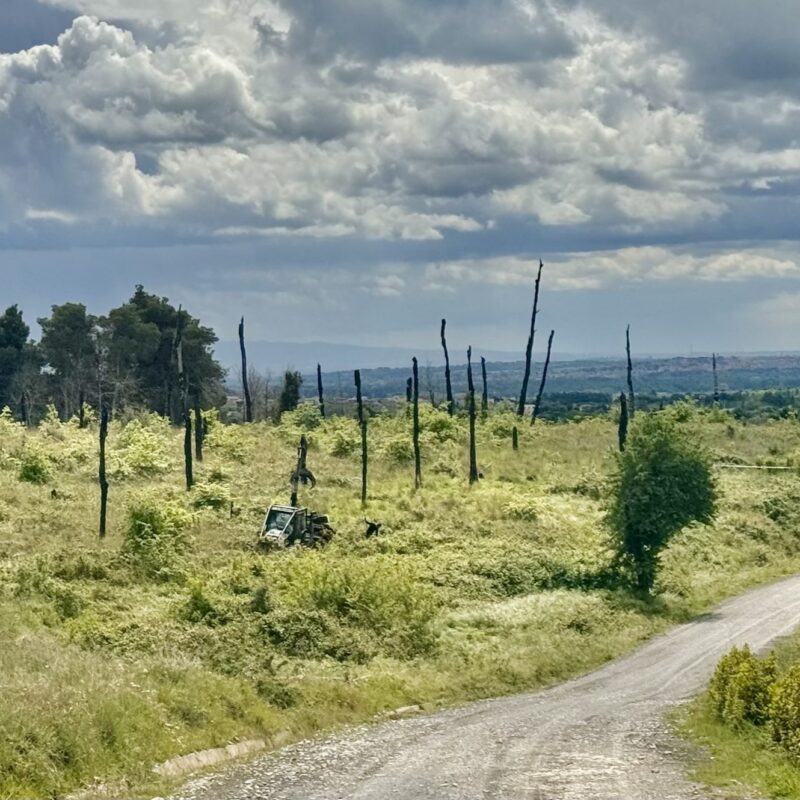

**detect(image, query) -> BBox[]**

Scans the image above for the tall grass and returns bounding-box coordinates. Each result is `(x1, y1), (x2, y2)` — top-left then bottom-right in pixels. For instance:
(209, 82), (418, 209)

(2, 404), (800, 796)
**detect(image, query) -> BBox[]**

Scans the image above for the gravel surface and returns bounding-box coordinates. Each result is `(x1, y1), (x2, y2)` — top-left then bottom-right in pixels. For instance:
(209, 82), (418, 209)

(167, 576), (800, 799)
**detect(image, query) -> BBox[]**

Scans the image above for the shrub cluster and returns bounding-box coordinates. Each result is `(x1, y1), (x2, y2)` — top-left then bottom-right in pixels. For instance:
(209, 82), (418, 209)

(710, 645), (800, 761)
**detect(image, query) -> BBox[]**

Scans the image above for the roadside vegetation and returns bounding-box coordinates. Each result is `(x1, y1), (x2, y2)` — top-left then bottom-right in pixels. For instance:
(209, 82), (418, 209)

(4, 399), (800, 797)
(681, 628), (800, 799)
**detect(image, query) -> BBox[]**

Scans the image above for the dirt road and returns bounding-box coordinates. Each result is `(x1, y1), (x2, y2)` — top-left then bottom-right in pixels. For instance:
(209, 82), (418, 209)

(168, 576), (800, 799)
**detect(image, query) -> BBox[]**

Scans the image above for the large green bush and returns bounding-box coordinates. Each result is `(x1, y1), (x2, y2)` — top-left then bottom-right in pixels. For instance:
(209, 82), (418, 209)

(608, 413), (717, 592)
(709, 645), (775, 727)
(770, 666), (800, 759)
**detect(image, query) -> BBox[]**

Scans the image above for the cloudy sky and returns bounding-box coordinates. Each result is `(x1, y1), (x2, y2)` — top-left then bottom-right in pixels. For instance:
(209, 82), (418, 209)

(3, 0), (800, 359)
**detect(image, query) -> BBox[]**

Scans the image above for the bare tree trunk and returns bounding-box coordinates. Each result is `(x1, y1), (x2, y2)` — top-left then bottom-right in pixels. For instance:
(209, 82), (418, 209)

(467, 347), (479, 484)
(532, 330), (555, 425)
(194, 396), (204, 462)
(512, 426), (519, 451)
(618, 393), (629, 452)
(78, 386), (86, 428)
(353, 370), (368, 505)
(712, 353), (720, 405)
(481, 357), (488, 418)
(412, 357), (422, 489)
(176, 323), (192, 491)
(290, 438), (303, 507)
(517, 260), (544, 417)
(317, 364), (326, 418)
(99, 407), (109, 538)
(626, 324), (636, 419)
(239, 317), (253, 423)
(441, 319), (454, 415)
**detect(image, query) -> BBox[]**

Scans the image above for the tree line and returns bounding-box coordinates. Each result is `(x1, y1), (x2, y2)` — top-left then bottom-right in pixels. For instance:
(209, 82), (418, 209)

(0, 285), (225, 424)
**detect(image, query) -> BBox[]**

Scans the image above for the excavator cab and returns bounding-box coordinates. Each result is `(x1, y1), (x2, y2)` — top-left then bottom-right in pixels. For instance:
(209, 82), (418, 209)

(259, 505), (335, 549)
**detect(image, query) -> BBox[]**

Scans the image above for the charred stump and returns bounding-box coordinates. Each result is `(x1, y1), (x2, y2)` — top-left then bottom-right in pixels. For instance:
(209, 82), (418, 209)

(512, 426), (519, 451)
(618, 393), (629, 452)
(481, 356), (489, 418)
(317, 363), (326, 418)
(412, 357), (422, 489)
(467, 347), (479, 484)
(194, 397), (204, 462)
(626, 325), (636, 419)
(239, 317), (253, 423)
(99, 407), (109, 538)
(441, 319), (455, 415)
(531, 330), (555, 425)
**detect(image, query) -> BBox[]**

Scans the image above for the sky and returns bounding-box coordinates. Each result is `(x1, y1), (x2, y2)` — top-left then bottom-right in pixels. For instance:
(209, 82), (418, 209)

(3, 0), (800, 358)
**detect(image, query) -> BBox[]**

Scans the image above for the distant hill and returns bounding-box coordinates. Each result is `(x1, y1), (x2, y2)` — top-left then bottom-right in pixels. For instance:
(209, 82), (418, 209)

(305, 354), (800, 401)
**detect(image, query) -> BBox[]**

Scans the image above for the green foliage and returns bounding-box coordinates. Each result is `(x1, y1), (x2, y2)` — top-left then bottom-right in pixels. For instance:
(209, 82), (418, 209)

(383, 435), (414, 464)
(122, 492), (192, 581)
(609, 414), (717, 592)
(278, 370), (303, 415)
(110, 415), (174, 478)
(191, 481), (232, 511)
(709, 645), (776, 727)
(771, 667), (800, 760)
(18, 442), (52, 484)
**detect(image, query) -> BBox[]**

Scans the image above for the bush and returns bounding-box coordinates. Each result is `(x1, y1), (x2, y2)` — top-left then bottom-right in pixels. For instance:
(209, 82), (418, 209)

(18, 444), (52, 485)
(383, 436), (414, 464)
(110, 416), (173, 478)
(122, 493), (192, 581)
(191, 482), (232, 511)
(771, 666), (800, 759)
(709, 645), (775, 728)
(608, 414), (716, 592)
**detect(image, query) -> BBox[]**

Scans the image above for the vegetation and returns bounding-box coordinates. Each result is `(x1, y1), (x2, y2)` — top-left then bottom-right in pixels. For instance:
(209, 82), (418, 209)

(681, 629), (800, 799)
(609, 414), (717, 592)
(4, 401), (800, 797)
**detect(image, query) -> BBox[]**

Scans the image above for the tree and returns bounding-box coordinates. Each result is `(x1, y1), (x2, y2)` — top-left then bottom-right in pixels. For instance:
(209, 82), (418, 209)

(517, 260), (543, 417)
(278, 370), (303, 415)
(609, 414), (716, 593)
(0, 305), (30, 412)
(38, 303), (97, 419)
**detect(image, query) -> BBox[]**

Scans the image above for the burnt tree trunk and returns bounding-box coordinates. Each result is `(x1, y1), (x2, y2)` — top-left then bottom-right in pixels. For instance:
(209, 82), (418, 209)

(512, 426), (519, 451)
(467, 348), (479, 484)
(239, 317), (253, 423)
(290, 437), (304, 507)
(99, 407), (109, 538)
(626, 325), (636, 419)
(412, 357), (422, 489)
(531, 330), (555, 425)
(354, 370), (364, 425)
(78, 387), (86, 429)
(317, 364), (326, 418)
(517, 260), (544, 417)
(361, 417), (368, 507)
(176, 329), (192, 491)
(193, 397), (204, 462)
(441, 319), (455, 416)
(618, 393), (629, 452)
(481, 356), (488, 418)
(712, 353), (720, 405)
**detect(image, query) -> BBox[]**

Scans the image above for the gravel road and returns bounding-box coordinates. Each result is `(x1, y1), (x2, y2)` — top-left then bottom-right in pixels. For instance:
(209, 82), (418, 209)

(168, 576), (800, 800)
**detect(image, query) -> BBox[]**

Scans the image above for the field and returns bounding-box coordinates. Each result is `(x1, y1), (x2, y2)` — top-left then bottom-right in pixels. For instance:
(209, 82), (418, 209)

(4, 402), (800, 798)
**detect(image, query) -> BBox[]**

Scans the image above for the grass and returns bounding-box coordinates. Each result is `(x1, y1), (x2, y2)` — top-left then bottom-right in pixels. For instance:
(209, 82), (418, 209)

(3, 403), (800, 797)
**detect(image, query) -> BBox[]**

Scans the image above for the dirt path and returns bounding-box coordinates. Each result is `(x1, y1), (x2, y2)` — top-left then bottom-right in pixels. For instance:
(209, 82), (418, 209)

(167, 576), (800, 800)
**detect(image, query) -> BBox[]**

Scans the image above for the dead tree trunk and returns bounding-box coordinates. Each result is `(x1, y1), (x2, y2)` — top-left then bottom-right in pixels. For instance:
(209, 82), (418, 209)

(626, 325), (636, 419)
(532, 330), (555, 425)
(712, 353), (720, 405)
(467, 347), (479, 483)
(481, 357), (489, 418)
(512, 426), (519, 451)
(354, 370), (364, 425)
(99, 407), (109, 538)
(361, 417), (368, 507)
(317, 364), (326, 418)
(290, 440), (302, 507)
(517, 260), (544, 417)
(441, 319), (455, 416)
(412, 357), (422, 489)
(405, 377), (413, 418)
(177, 330), (192, 491)
(239, 317), (253, 423)
(618, 393), (629, 452)
(78, 387), (86, 429)
(193, 397), (204, 462)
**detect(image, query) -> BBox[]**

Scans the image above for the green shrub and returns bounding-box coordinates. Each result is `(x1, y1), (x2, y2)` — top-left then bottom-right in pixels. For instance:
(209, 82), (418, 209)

(608, 414), (717, 592)
(383, 436), (414, 464)
(191, 482), (232, 511)
(709, 645), (775, 727)
(18, 444), (52, 485)
(110, 416), (173, 478)
(271, 553), (439, 660)
(771, 665), (800, 759)
(504, 496), (539, 522)
(122, 493), (192, 581)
